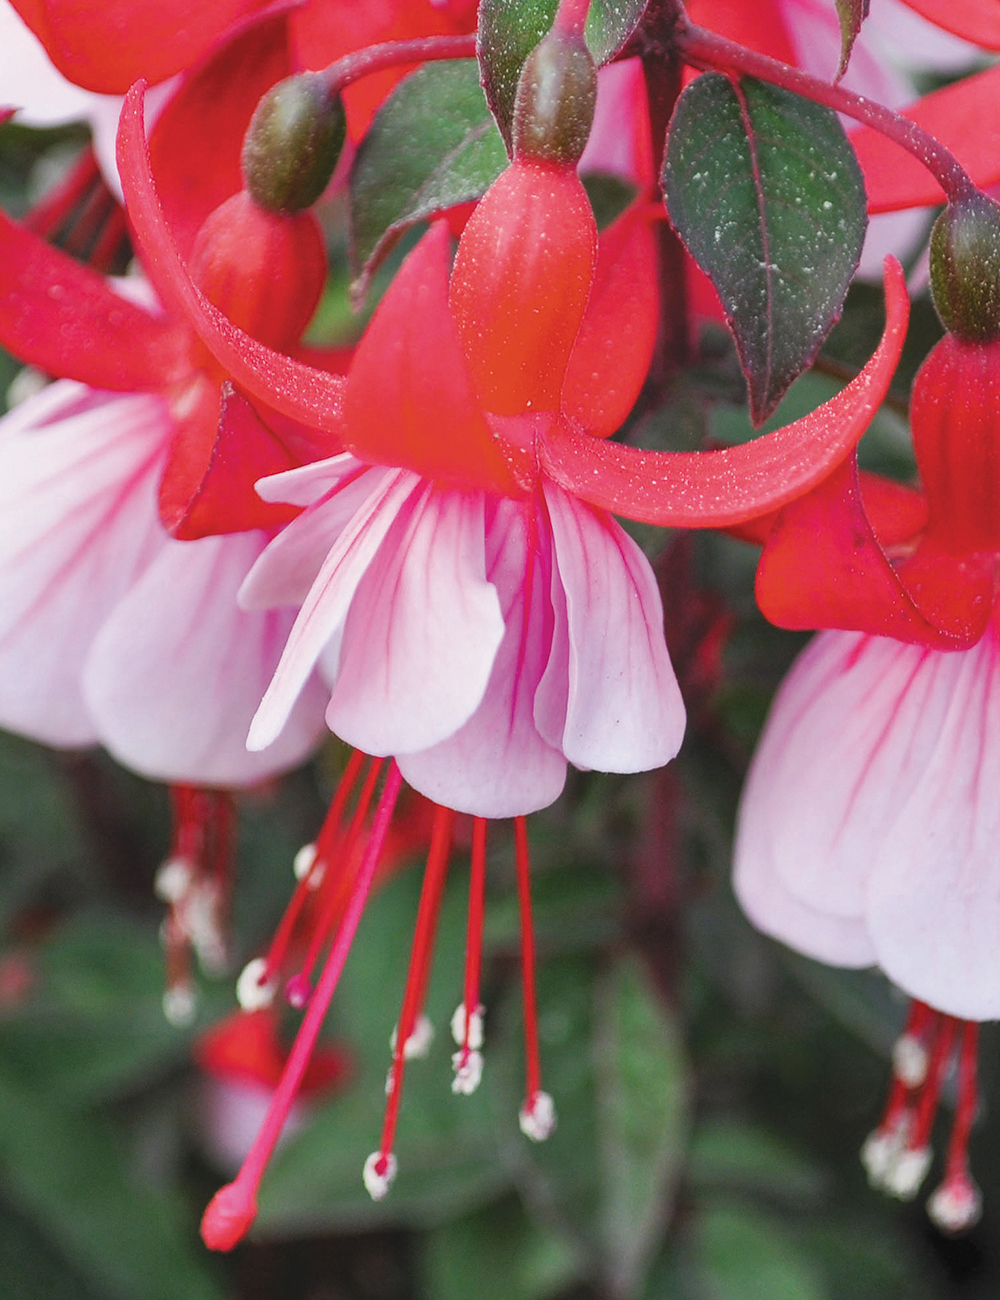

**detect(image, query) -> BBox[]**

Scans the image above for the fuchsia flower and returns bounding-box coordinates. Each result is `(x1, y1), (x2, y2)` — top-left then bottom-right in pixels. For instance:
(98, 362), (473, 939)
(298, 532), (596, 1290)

(735, 248), (1000, 1227)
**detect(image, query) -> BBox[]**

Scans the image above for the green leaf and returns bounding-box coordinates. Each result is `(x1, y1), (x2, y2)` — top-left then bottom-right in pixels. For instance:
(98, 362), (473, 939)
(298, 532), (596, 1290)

(0, 914), (212, 1104)
(687, 1120), (826, 1204)
(0, 1077), (221, 1300)
(490, 954), (689, 1295)
(421, 1194), (582, 1300)
(692, 1203), (827, 1300)
(663, 74), (867, 424)
(478, 0), (647, 147)
(835, 0), (871, 79)
(349, 61), (507, 292)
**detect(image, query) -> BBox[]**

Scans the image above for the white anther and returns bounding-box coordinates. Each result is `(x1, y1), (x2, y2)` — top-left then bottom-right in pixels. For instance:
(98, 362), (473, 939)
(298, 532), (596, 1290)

(519, 1091), (556, 1142)
(927, 1178), (983, 1234)
(162, 982), (197, 1027)
(154, 856), (193, 904)
(390, 1013), (434, 1060)
(293, 842), (319, 883)
(362, 1152), (397, 1201)
(882, 1146), (933, 1200)
(236, 957), (276, 1011)
(451, 1048), (483, 1096)
(892, 1033), (929, 1089)
(450, 1003), (484, 1051)
(186, 882), (228, 975)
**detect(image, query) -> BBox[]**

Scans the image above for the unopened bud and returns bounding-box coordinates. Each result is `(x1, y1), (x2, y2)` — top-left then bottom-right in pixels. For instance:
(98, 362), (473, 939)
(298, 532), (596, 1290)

(930, 192), (1000, 343)
(512, 29), (597, 166)
(242, 73), (346, 214)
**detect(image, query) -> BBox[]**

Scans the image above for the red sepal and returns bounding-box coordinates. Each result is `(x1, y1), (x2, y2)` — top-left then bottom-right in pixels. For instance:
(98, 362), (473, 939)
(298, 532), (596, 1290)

(756, 457), (995, 648)
(902, 0), (1000, 48)
(541, 258), (909, 527)
(0, 205), (188, 389)
(450, 161), (597, 416)
(561, 207), (658, 438)
(344, 223), (520, 493)
(117, 84), (346, 434)
(854, 66), (1000, 212)
(8, 0), (269, 93)
(195, 1009), (349, 1095)
(148, 12), (292, 258)
(161, 383), (300, 539)
(730, 472), (928, 547)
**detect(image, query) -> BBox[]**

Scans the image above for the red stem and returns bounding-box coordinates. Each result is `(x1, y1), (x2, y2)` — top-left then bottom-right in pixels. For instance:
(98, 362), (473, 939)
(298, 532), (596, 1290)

(678, 22), (977, 204)
(320, 33), (477, 100)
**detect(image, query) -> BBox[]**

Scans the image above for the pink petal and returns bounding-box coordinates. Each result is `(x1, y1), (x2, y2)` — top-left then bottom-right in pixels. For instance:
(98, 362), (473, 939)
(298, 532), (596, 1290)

(255, 454), (370, 509)
(327, 488), (504, 755)
(542, 482), (685, 772)
(246, 471), (422, 752)
(240, 462), (385, 610)
(865, 624), (1000, 1019)
(0, 383), (168, 744)
(753, 632), (958, 922)
(398, 497), (566, 818)
(83, 531), (328, 786)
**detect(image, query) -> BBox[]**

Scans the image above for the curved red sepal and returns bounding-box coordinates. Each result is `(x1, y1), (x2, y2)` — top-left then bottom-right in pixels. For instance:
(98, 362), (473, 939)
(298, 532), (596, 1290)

(730, 472), (928, 547)
(0, 205), (188, 390)
(147, 12), (292, 258)
(902, 0), (1000, 48)
(561, 207), (659, 438)
(854, 66), (1000, 213)
(9, 0), (268, 93)
(117, 84), (345, 434)
(343, 222), (520, 493)
(756, 457), (995, 648)
(162, 383), (300, 539)
(541, 258), (909, 528)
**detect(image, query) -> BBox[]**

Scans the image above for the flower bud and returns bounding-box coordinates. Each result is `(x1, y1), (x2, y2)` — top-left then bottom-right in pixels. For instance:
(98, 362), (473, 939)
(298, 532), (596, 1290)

(512, 29), (597, 167)
(929, 192), (1000, 343)
(242, 73), (346, 214)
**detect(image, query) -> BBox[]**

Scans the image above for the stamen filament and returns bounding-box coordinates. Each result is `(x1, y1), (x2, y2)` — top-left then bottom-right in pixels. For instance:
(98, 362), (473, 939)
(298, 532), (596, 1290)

(458, 817), (489, 1065)
(201, 761), (403, 1251)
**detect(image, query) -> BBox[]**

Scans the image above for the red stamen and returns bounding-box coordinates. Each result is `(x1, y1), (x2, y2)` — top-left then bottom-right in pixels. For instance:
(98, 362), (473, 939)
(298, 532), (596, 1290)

(909, 1015), (958, 1153)
(375, 805), (455, 1170)
(515, 817), (555, 1141)
(454, 817), (488, 1083)
(202, 762), (403, 1251)
(290, 756), (383, 1003)
(23, 148), (101, 242)
(944, 1021), (979, 1185)
(259, 750), (366, 986)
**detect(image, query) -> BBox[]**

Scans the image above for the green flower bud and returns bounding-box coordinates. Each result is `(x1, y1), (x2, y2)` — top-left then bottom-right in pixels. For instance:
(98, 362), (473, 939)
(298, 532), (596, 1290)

(242, 73), (346, 214)
(930, 192), (1000, 343)
(512, 29), (597, 167)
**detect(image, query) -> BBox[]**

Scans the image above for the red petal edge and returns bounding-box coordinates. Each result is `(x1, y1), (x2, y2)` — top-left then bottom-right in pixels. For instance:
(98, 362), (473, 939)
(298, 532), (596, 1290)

(755, 457), (995, 648)
(0, 204), (188, 390)
(116, 83), (345, 435)
(540, 258), (909, 528)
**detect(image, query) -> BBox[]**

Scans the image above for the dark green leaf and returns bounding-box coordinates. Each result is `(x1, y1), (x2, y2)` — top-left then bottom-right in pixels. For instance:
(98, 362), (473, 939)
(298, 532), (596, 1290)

(489, 954), (688, 1294)
(349, 61), (507, 292)
(478, 0), (647, 147)
(687, 1120), (826, 1203)
(836, 0), (871, 79)
(420, 1194), (582, 1300)
(663, 74), (867, 423)
(0, 1077), (221, 1300)
(692, 1203), (827, 1300)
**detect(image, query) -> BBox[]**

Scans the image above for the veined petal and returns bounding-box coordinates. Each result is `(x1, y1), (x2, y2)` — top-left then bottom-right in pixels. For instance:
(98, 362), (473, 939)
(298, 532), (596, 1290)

(852, 66), (1000, 212)
(541, 259), (908, 527)
(399, 497), (566, 817)
(83, 531), (328, 786)
(542, 482), (685, 772)
(9, 0), (269, 93)
(865, 623), (1000, 1019)
(247, 471), (422, 751)
(0, 205), (188, 390)
(327, 487), (505, 755)
(117, 84), (346, 433)
(0, 383), (168, 744)
(239, 462), (387, 608)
